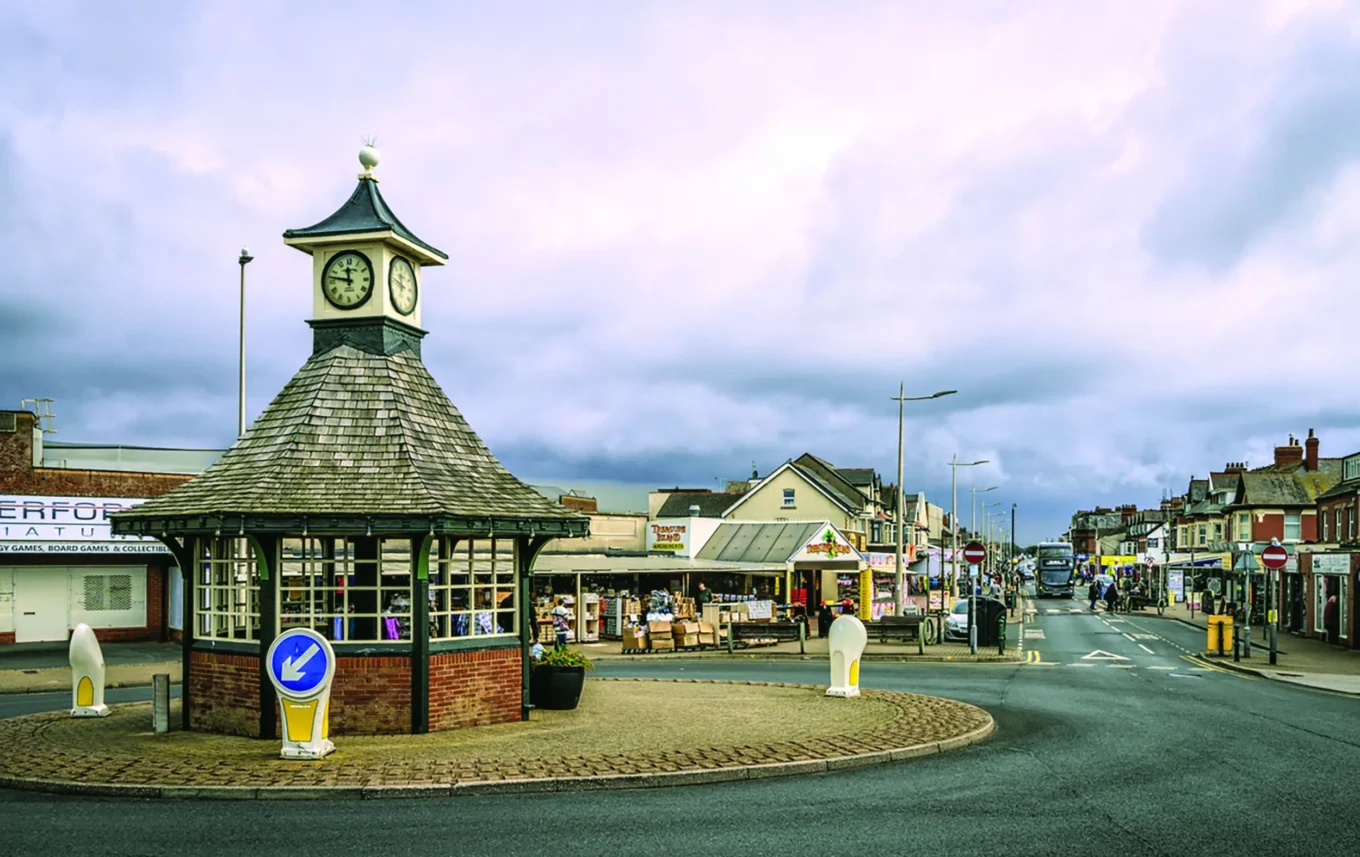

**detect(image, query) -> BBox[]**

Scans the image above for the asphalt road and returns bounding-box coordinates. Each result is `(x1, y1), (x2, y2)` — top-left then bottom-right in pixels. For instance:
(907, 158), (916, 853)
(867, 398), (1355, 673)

(5, 595), (1359, 857)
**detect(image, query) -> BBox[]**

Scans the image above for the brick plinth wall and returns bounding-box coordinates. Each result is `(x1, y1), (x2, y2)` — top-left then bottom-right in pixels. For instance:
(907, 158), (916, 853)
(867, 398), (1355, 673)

(429, 646), (522, 731)
(0, 632), (14, 644)
(189, 650), (261, 738)
(188, 645), (524, 737)
(328, 656), (413, 735)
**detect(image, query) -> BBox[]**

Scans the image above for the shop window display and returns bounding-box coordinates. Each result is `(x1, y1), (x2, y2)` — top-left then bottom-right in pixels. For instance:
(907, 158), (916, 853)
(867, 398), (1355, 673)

(428, 537), (517, 640)
(195, 537), (261, 642)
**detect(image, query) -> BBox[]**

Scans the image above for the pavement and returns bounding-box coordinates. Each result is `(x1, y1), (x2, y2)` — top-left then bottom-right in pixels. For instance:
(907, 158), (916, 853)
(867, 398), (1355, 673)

(1107, 599), (1360, 695)
(3, 590), (1360, 856)
(0, 641), (180, 694)
(0, 679), (992, 797)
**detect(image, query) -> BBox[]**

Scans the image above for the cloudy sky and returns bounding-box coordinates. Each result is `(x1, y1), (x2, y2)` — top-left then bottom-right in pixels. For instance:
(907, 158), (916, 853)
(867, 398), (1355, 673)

(4, 1), (1360, 541)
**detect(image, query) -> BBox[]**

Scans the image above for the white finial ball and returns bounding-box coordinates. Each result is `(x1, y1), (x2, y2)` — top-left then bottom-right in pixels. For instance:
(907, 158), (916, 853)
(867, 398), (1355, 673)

(359, 144), (380, 171)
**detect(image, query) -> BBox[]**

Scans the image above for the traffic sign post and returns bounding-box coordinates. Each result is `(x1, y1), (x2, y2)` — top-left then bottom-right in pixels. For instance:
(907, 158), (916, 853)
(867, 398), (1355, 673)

(962, 542), (986, 653)
(265, 628), (336, 760)
(1261, 542), (1288, 666)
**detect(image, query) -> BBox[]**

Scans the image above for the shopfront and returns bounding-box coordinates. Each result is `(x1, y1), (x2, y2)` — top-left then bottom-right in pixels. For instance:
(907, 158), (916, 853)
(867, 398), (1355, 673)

(1308, 553), (1352, 645)
(0, 494), (176, 644)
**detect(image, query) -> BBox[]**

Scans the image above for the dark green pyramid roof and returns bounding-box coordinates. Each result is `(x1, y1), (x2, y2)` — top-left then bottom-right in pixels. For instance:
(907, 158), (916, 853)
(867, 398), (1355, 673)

(111, 345), (585, 537)
(282, 177), (448, 261)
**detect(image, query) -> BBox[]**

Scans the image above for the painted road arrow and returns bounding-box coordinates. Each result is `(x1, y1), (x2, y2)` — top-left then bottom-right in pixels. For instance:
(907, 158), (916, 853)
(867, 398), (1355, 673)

(1081, 649), (1130, 661)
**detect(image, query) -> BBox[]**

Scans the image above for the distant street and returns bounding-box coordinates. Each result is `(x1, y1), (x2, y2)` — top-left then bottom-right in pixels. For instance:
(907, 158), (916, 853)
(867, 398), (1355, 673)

(5, 595), (1360, 856)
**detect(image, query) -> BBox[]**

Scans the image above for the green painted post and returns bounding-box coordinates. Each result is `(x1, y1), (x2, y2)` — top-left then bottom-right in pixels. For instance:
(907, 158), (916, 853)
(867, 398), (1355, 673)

(726, 620), (734, 654)
(798, 618), (806, 655)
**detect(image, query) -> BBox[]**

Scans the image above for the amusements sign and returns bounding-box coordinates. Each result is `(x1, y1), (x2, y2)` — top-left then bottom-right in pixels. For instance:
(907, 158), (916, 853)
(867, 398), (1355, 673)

(647, 523), (689, 553)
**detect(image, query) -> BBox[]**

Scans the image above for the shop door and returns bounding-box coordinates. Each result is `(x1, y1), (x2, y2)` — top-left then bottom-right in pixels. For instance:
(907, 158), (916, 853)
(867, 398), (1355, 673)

(14, 569), (69, 643)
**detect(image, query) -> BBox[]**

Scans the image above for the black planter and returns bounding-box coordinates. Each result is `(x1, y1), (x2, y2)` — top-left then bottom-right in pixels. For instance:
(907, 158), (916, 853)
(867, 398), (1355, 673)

(530, 665), (586, 711)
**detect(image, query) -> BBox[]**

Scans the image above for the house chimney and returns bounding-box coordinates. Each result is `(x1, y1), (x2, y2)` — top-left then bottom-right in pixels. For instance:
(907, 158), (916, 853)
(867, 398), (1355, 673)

(1306, 428), (1319, 471)
(1274, 435), (1304, 468)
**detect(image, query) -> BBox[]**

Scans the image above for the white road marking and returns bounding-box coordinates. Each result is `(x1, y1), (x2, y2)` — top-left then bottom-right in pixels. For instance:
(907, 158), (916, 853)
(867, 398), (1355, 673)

(1148, 665), (1176, 670)
(1108, 664), (1135, 669)
(1046, 609), (1059, 614)
(1081, 649), (1130, 661)
(1024, 629), (1046, 639)
(1138, 644), (1155, 654)
(1068, 608), (1082, 613)
(1122, 633), (1136, 642)
(1068, 663), (1096, 667)
(1132, 633), (1158, 640)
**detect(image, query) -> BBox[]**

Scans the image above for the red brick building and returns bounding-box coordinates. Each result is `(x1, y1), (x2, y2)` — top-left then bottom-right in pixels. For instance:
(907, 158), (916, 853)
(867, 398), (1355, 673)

(0, 408), (219, 645)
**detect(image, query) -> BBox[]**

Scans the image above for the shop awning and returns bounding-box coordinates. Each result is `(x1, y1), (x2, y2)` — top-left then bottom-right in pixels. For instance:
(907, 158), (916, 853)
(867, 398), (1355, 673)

(531, 553), (786, 577)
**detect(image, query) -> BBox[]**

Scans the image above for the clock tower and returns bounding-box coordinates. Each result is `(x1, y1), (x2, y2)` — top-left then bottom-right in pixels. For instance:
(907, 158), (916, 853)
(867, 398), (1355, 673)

(283, 144), (447, 356)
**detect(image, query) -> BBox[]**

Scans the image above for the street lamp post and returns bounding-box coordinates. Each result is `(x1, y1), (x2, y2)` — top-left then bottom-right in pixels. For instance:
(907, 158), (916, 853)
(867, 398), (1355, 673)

(947, 457), (988, 642)
(237, 246), (254, 438)
(889, 386), (956, 625)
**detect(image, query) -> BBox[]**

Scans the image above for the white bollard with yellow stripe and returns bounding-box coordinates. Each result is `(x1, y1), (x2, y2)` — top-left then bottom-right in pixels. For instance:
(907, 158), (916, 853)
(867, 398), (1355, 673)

(69, 623), (110, 717)
(826, 613), (867, 698)
(265, 628), (336, 760)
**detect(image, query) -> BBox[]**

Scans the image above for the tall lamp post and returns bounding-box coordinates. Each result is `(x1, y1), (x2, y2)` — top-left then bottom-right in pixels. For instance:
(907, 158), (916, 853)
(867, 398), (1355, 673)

(890, 385), (956, 621)
(947, 457), (988, 638)
(237, 246), (254, 438)
(983, 502), (1003, 580)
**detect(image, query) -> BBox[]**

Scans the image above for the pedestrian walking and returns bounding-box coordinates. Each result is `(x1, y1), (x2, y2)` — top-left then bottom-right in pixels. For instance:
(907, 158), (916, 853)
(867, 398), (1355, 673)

(1104, 580), (1120, 614)
(1088, 579), (1101, 612)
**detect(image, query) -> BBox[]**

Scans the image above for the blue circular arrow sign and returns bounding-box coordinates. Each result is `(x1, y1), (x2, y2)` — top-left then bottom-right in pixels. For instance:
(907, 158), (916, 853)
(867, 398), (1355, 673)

(266, 628), (335, 699)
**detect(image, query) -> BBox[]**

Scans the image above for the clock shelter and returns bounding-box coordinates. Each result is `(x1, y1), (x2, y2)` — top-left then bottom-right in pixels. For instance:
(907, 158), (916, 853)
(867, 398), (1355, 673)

(111, 146), (589, 737)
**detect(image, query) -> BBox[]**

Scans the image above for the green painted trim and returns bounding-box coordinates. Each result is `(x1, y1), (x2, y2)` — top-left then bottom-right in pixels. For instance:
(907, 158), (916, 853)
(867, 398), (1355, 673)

(416, 534), (433, 581)
(245, 535), (271, 581)
(191, 639), (260, 656)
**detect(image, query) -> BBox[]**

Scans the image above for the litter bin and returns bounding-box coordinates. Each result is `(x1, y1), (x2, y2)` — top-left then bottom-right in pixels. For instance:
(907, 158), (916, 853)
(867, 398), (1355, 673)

(1004, 590), (1017, 610)
(975, 598), (1007, 647)
(1206, 615), (1233, 656)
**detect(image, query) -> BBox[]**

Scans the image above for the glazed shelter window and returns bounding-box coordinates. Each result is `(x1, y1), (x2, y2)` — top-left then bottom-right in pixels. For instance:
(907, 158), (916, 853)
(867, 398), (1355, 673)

(278, 537), (414, 642)
(428, 537), (517, 640)
(195, 537), (261, 641)
(1285, 512), (1302, 542)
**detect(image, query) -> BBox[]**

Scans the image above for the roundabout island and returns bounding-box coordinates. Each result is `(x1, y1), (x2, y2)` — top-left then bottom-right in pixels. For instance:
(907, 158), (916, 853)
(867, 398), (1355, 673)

(0, 679), (992, 799)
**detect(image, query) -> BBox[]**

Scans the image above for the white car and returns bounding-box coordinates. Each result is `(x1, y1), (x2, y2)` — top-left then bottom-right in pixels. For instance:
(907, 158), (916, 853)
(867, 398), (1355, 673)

(944, 596), (1005, 641)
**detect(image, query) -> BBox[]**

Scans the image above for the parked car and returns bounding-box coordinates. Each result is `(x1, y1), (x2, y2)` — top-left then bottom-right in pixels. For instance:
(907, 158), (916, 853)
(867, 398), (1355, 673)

(944, 596), (1005, 641)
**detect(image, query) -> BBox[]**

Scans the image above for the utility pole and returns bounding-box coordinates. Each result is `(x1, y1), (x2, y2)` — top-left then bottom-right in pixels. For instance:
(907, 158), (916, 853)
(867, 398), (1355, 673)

(947, 457), (988, 642)
(238, 246), (254, 438)
(888, 388), (956, 622)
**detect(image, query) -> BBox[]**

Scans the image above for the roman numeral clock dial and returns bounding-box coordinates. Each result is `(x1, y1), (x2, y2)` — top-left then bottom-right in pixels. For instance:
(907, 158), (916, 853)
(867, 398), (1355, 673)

(321, 251), (374, 309)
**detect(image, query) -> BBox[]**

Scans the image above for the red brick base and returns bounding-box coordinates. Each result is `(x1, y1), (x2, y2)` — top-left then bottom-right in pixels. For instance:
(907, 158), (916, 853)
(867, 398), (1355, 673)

(0, 632), (14, 645)
(189, 650), (260, 738)
(187, 645), (523, 737)
(430, 647), (522, 730)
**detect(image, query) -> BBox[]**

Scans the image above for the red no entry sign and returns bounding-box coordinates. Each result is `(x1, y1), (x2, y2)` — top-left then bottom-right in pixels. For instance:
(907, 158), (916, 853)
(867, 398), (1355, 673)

(1261, 544), (1288, 570)
(962, 541), (987, 565)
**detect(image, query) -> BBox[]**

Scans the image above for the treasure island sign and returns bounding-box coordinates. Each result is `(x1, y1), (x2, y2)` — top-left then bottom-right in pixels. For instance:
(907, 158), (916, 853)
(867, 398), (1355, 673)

(648, 523), (688, 552)
(802, 528), (851, 560)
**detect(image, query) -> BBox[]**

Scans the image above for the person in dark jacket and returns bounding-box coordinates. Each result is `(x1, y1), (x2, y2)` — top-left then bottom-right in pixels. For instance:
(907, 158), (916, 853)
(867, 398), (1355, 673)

(1104, 580), (1120, 613)
(1088, 580), (1101, 612)
(817, 602), (834, 637)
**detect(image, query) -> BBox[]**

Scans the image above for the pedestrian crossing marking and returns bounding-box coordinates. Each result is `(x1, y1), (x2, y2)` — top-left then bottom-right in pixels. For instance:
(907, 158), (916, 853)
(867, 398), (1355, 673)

(1148, 666), (1176, 670)
(1068, 608), (1082, 613)
(1108, 664), (1135, 669)
(1045, 609), (1059, 614)
(1067, 663), (1096, 667)
(1024, 628), (1046, 639)
(1132, 633), (1158, 640)
(1081, 649), (1130, 661)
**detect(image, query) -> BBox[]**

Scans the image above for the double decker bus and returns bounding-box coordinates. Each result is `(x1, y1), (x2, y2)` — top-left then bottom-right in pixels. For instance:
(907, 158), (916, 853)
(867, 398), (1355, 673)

(1035, 541), (1076, 598)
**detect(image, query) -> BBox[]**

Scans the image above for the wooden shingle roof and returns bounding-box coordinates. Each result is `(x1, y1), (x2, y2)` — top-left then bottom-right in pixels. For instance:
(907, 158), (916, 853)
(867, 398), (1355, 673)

(111, 345), (585, 533)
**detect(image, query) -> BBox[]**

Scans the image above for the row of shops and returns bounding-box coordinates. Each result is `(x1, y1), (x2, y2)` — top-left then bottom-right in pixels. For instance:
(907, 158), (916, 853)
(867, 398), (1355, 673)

(1, 489), (979, 646)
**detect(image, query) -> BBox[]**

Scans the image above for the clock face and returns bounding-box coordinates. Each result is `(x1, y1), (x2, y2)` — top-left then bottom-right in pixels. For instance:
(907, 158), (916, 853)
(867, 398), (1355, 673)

(388, 256), (418, 315)
(321, 251), (374, 309)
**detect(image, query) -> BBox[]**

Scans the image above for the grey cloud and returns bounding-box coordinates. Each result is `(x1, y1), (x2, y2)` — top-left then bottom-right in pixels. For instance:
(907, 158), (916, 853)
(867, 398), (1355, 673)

(1142, 28), (1360, 271)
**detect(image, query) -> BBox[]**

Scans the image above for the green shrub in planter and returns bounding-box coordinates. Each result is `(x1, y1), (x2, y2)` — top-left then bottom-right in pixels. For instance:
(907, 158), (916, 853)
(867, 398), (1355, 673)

(533, 648), (595, 670)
